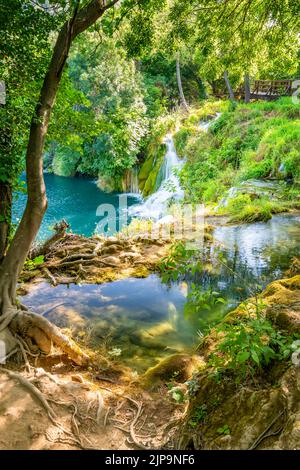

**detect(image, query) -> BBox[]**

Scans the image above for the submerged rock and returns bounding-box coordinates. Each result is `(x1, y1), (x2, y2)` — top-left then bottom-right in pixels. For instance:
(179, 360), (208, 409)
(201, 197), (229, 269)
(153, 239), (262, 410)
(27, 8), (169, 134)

(141, 353), (205, 389)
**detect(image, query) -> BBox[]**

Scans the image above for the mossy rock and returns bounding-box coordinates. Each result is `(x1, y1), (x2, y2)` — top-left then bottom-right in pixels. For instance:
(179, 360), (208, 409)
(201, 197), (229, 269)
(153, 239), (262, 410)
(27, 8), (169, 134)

(138, 143), (166, 196)
(139, 154), (155, 183)
(263, 275), (300, 333)
(141, 353), (205, 389)
(224, 275), (300, 333)
(142, 171), (159, 197)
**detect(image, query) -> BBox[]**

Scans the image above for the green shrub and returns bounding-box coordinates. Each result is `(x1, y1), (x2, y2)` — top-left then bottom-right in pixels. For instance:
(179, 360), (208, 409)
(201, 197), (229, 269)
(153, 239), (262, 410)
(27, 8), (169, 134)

(174, 126), (197, 158)
(52, 148), (81, 177)
(208, 313), (298, 382)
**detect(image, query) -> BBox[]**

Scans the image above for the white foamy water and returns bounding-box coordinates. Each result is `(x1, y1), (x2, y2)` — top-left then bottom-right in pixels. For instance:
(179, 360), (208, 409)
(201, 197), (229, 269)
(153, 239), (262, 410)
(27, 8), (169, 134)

(129, 113), (221, 221)
(129, 135), (184, 220)
(129, 166), (140, 194)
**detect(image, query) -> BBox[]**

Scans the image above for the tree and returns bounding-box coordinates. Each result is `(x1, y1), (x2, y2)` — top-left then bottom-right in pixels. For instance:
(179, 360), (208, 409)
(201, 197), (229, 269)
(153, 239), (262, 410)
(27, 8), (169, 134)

(176, 54), (189, 111)
(0, 0), (122, 364)
(170, 0), (300, 95)
(0, 0), (59, 259)
(53, 32), (149, 181)
(224, 70), (235, 102)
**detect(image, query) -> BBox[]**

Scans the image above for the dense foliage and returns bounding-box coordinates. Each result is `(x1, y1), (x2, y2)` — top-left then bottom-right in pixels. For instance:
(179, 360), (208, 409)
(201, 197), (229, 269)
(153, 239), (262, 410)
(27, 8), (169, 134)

(0, 0), (59, 187)
(176, 98), (300, 221)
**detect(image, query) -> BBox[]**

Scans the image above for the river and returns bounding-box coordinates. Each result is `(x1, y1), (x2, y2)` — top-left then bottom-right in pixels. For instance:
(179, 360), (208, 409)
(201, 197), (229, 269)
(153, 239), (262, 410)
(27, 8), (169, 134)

(13, 173), (140, 239)
(17, 138), (300, 372)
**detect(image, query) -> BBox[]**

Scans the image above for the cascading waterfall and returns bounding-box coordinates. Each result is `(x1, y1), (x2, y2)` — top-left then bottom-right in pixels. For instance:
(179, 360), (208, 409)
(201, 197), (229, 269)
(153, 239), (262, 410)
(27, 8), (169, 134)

(198, 112), (221, 132)
(129, 134), (184, 220)
(129, 113), (221, 221)
(130, 166), (140, 194)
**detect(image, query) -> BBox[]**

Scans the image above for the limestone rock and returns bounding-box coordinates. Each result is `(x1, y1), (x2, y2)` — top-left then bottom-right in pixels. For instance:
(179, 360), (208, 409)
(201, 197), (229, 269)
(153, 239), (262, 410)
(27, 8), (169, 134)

(141, 353), (205, 389)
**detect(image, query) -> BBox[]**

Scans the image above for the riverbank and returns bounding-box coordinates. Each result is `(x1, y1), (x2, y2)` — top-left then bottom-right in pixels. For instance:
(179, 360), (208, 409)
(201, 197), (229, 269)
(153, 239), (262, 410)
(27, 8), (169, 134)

(4, 196), (300, 448)
(2, 267), (299, 450)
(177, 274), (300, 450)
(18, 231), (171, 292)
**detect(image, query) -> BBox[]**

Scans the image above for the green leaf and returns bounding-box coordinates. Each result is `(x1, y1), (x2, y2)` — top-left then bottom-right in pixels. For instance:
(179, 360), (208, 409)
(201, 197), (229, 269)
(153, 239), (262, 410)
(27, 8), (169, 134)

(237, 351), (250, 363)
(251, 350), (260, 364)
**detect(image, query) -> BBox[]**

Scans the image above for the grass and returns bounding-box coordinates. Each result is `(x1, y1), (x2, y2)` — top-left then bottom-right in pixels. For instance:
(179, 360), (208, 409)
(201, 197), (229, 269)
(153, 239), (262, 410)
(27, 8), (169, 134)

(228, 200), (283, 223)
(175, 97), (300, 214)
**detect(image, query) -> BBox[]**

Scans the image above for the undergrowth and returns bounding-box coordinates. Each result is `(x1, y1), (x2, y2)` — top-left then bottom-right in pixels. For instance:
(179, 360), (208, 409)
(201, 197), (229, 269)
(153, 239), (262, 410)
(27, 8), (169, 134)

(174, 97), (300, 217)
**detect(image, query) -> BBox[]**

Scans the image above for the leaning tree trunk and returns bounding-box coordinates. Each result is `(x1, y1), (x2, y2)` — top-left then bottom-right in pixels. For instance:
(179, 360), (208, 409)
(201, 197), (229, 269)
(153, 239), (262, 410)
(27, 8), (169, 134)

(0, 182), (12, 262)
(176, 55), (189, 112)
(0, 0), (119, 364)
(244, 73), (251, 103)
(224, 70), (235, 102)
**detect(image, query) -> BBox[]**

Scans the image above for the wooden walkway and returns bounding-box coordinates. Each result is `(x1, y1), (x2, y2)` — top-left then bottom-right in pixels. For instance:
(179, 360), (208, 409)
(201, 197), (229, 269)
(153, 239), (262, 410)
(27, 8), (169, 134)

(235, 79), (297, 101)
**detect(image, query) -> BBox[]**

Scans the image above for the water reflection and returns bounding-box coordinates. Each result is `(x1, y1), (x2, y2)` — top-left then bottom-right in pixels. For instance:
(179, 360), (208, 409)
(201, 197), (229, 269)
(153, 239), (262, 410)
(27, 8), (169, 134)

(21, 214), (300, 370)
(22, 276), (195, 372)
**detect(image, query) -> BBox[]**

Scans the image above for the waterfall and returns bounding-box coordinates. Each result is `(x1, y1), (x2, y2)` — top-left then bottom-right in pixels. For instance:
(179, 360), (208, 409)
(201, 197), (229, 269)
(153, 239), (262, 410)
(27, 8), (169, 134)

(123, 166), (141, 197)
(199, 112), (222, 132)
(129, 113), (222, 221)
(130, 166), (140, 194)
(129, 135), (184, 221)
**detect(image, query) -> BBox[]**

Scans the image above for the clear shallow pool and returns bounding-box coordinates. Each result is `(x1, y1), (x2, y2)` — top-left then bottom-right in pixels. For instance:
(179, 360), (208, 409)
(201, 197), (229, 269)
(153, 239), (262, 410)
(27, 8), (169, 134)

(22, 275), (194, 372)
(21, 214), (300, 371)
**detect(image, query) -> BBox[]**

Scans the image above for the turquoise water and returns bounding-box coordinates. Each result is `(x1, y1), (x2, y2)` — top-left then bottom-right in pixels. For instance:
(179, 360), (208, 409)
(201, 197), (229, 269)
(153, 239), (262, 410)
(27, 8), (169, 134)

(13, 173), (139, 239)
(15, 174), (300, 369)
(21, 213), (300, 370)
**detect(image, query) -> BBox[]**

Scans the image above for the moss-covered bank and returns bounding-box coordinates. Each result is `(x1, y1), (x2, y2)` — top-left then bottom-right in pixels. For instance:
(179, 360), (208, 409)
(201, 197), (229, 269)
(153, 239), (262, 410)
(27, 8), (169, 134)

(174, 98), (300, 222)
(176, 274), (300, 449)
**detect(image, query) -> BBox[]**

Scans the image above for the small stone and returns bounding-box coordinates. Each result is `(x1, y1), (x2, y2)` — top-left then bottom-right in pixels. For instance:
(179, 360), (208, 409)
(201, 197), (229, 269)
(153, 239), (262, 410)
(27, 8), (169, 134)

(71, 374), (84, 383)
(119, 252), (142, 260)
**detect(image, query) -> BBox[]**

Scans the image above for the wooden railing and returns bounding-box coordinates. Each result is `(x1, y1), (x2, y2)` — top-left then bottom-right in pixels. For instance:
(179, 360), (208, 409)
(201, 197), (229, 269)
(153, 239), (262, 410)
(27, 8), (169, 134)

(251, 79), (293, 96)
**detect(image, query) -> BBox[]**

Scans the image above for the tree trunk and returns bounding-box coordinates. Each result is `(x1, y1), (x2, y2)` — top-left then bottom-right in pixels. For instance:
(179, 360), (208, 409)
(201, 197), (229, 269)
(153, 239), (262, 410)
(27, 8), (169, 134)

(0, 182), (12, 262)
(224, 70), (235, 102)
(244, 73), (251, 103)
(0, 0), (120, 361)
(176, 56), (189, 112)
(208, 80), (218, 96)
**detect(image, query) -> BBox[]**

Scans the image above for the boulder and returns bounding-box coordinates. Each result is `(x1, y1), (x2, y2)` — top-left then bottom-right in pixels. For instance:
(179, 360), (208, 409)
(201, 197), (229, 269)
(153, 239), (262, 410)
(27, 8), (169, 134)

(141, 353), (205, 389)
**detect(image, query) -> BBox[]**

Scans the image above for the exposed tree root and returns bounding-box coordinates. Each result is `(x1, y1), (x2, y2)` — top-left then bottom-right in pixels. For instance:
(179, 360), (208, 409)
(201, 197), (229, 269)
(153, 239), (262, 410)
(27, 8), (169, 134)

(1, 366), (105, 450)
(126, 396), (149, 450)
(96, 391), (104, 424)
(20, 230), (170, 287)
(10, 309), (89, 365)
(42, 267), (57, 286)
(248, 410), (285, 450)
(0, 306), (89, 366)
(30, 220), (70, 259)
(1, 367), (57, 421)
(96, 384), (180, 450)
